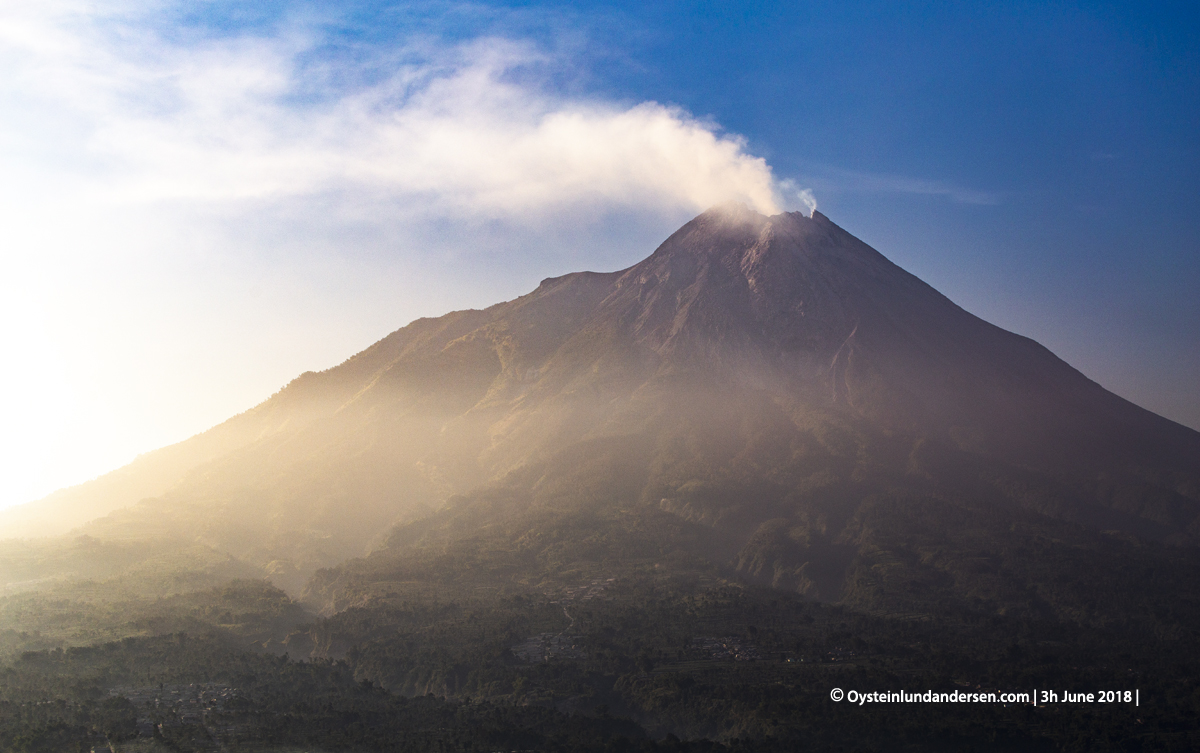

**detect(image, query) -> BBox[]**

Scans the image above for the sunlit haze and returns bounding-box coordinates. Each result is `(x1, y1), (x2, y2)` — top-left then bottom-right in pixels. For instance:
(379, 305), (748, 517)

(1, 0), (1197, 513)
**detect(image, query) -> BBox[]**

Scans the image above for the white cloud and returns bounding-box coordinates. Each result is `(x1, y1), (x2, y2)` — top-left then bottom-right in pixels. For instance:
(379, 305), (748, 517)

(1, 5), (793, 218)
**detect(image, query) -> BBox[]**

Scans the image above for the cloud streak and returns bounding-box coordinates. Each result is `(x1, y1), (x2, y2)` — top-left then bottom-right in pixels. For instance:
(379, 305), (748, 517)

(819, 169), (1003, 206)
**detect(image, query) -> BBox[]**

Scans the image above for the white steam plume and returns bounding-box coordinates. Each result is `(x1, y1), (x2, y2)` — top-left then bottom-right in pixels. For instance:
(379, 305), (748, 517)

(777, 179), (818, 216)
(0, 5), (806, 220)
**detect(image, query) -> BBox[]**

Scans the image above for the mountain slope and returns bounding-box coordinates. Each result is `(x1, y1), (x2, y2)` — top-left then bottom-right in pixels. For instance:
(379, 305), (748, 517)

(7, 205), (1198, 601)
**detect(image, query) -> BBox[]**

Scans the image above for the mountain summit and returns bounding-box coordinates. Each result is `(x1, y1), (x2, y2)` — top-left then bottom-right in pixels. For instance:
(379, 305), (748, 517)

(6, 205), (1198, 600)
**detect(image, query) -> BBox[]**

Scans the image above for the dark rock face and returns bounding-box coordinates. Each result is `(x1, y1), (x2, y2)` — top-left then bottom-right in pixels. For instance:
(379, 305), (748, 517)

(10, 205), (1199, 604)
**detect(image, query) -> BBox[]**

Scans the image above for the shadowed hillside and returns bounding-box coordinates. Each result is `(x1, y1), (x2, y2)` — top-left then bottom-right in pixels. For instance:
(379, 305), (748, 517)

(4, 205), (1198, 601)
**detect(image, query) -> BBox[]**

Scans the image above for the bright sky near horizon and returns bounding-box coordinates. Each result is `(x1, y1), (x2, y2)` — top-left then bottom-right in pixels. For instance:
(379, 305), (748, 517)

(1, 0), (1198, 512)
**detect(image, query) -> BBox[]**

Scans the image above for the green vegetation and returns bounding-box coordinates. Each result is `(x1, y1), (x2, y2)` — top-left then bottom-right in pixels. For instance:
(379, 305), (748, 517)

(302, 546), (1200, 752)
(2, 520), (1198, 752)
(0, 575), (305, 662)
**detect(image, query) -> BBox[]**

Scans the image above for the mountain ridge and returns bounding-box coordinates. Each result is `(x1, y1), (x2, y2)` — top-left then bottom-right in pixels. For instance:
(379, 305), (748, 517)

(3, 205), (1197, 601)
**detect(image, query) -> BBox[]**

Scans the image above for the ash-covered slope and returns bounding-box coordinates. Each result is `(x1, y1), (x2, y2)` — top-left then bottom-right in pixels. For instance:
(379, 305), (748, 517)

(590, 204), (1196, 475)
(11, 205), (1198, 599)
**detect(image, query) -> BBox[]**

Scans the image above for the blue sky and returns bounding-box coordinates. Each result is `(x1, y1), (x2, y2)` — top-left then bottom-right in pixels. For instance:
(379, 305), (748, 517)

(1, 0), (1197, 511)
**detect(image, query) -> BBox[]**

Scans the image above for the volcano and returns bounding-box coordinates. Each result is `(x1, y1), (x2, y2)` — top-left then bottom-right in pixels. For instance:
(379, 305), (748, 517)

(6, 205), (1199, 605)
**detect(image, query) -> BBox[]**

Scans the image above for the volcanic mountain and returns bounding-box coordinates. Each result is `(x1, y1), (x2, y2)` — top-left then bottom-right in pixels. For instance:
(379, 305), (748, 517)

(6, 204), (1199, 606)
